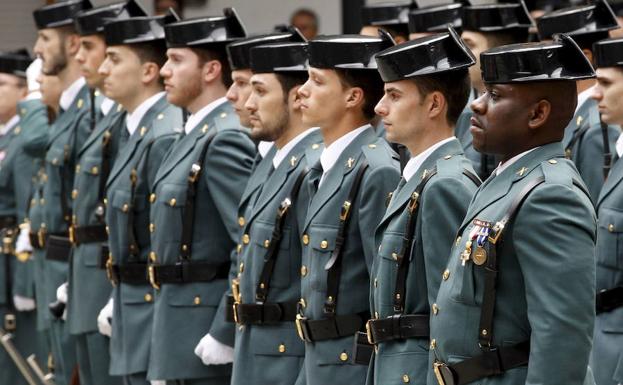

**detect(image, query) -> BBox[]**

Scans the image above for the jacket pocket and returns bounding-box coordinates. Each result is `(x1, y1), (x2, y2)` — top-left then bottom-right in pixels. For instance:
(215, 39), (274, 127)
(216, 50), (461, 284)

(596, 207), (623, 269)
(250, 221), (292, 289)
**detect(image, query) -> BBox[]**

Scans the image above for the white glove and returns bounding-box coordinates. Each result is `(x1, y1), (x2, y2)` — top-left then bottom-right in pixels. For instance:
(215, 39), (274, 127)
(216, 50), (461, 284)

(97, 298), (113, 337)
(55, 282), (68, 320)
(150, 381), (166, 385)
(13, 295), (36, 311)
(26, 58), (42, 96)
(15, 226), (32, 254)
(194, 333), (234, 366)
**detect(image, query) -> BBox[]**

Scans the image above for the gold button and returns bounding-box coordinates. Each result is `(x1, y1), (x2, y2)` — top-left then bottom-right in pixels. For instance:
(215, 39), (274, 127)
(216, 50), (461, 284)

(220, 112), (227, 119)
(608, 224), (615, 232)
(444, 155), (452, 160)
(144, 293), (153, 302)
(392, 252), (398, 261)
(339, 352), (348, 361)
(157, 113), (164, 120)
(442, 269), (450, 281)
(374, 311), (379, 319)
(302, 234), (309, 245)
(278, 344), (286, 353)
(77, 99), (83, 108)
(299, 298), (306, 308)
(75, 164), (81, 172)
(548, 159), (558, 164)
(320, 240), (328, 249)
(312, 143), (320, 149)
(236, 244), (242, 253)
(432, 303), (439, 315)
(91, 166), (98, 174)
(194, 296), (201, 305)
(103, 198), (108, 205)
(52, 158), (58, 165)
(149, 223), (155, 233)
(169, 198), (176, 206)
(481, 329), (488, 336)
(368, 143), (377, 149)
(105, 226), (109, 234)
(430, 339), (437, 349)
(402, 374), (410, 383)
(239, 262), (244, 273)
(300, 265), (308, 277)
(71, 189), (78, 199)
(242, 234), (250, 244)
(40, 198), (45, 205)
(263, 239), (270, 248)
(149, 193), (156, 203)
(122, 204), (129, 213)
(238, 217), (245, 227)
(149, 251), (157, 262)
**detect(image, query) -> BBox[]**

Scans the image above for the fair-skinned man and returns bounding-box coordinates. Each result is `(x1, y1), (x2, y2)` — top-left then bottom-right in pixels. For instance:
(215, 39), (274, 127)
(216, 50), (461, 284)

(229, 41), (321, 385)
(587, 36), (623, 385)
(147, 9), (255, 385)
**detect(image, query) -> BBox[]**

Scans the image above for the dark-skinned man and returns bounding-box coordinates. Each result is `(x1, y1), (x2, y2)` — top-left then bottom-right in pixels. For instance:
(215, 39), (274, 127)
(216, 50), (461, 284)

(97, 11), (183, 385)
(294, 32), (401, 385)
(429, 35), (597, 385)
(366, 28), (481, 385)
(536, 0), (621, 200)
(588, 36), (623, 385)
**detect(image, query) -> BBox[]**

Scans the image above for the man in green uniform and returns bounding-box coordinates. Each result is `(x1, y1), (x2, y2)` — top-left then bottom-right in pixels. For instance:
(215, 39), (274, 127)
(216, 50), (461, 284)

(294, 32), (401, 385)
(455, 0), (533, 179)
(588, 36), (623, 385)
(429, 35), (597, 385)
(230, 40), (321, 385)
(366, 28), (481, 385)
(32, 1), (94, 383)
(97, 11), (183, 385)
(0, 49), (46, 385)
(536, 0), (620, 200)
(65, 2), (145, 385)
(147, 9), (254, 385)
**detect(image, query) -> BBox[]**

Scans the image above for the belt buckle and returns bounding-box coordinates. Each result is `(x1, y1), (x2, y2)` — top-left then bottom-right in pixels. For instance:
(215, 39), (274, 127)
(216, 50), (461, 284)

(232, 301), (241, 324)
(105, 256), (117, 287)
(433, 361), (455, 385)
(148, 264), (160, 290)
(295, 314), (309, 342)
(68, 225), (75, 245)
(365, 319), (375, 345)
(231, 278), (241, 303)
(37, 228), (46, 248)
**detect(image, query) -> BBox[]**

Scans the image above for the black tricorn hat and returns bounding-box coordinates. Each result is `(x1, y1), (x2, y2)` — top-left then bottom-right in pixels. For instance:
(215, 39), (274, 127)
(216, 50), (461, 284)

(536, 0), (619, 40)
(409, 3), (463, 34)
(361, 1), (413, 27)
(227, 27), (306, 71)
(0, 49), (32, 78)
(480, 34), (595, 83)
(164, 8), (247, 48)
(593, 37), (623, 67)
(608, 0), (623, 16)
(33, 0), (93, 30)
(462, 0), (533, 32)
(104, 10), (181, 46)
(308, 30), (395, 70)
(250, 42), (309, 74)
(376, 26), (475, 82)
(75, 0), (147, 36)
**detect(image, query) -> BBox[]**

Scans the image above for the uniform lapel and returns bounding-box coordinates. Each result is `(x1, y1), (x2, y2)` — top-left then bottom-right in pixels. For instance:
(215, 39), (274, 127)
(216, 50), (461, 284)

(152, 124), (204, 187)
(597, 156), (623, 207)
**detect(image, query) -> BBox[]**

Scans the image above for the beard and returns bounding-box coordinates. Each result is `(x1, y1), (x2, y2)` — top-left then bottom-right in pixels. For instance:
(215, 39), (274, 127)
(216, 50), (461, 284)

(43, 44), (68, 76)
(250, 105), (289, 142)
(173, 74), (203, 108)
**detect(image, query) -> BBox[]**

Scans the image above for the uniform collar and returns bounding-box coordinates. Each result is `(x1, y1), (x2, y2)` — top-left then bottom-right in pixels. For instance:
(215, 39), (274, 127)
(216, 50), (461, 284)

(125, 91), (165, 135)
(273, 127), (319, 169)
(0, 115), (19, 136)
(403, 136), (455, 182)
(184, 96), (228, 134)
(100, 96), (114, 116)
(576, 85), (595, 114)
(616, 131), (623, 158)
(320, 124), (369, 177)
(59, 77), (86, 111)
(258, 141), (274, 158)
(495, 147), (539, 176)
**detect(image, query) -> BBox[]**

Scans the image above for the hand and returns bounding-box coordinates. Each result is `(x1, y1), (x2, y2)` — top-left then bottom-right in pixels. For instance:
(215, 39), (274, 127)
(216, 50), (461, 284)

(97, 298), (113, 337)
(26, 58), (41, 95)
(56, 282), (68, 304)
(13, 295), (35, 311)
(194, 333), (234, 365)
(150, 381), (166, 385)
(15, 226), (32, 254)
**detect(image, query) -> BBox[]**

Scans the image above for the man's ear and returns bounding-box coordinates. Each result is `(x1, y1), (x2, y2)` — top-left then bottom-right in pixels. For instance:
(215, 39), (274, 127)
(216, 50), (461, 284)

(141, 62), (161, 86)
(202, 59), (222, 84)
(427, 91), (446, 120)
(66, 33), (81, 57)
(582, 48), (594, 66)
(527, 99), (551, 131)
(345, 86), (365, 110)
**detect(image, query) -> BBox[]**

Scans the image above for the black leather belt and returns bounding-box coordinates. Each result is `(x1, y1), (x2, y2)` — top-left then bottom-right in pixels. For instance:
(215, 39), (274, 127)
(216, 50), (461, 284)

(596, 286), (623, 314)
(353, 332), (374, 365)
(365, 314), (430, 344)
(45, 234), (71, 262)
(0, 216), (16, 230)
(225, 295), (235, 323)
(233, 301), (297, 325)
(71, 224), (107, 245)
(108, 263), (149, 285)
(433, 342), (530, 385)
(148, 261), (229, 289)
(295, 312), (368, 342)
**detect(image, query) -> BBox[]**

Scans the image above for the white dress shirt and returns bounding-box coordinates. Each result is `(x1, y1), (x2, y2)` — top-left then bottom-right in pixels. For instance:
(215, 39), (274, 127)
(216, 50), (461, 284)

(100, 97), (114, 116)
(0, 115), (19, 136)
(125, 91), (165, 136)
(59, 77), (86, 112)
(319, 124), (369, 186)
(184, 97), (228, 135)
(273, 127), (320, 169)
(402, 137), (456, 182)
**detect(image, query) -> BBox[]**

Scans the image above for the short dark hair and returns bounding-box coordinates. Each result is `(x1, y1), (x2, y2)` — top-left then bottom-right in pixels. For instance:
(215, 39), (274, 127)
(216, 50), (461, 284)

(335, 69), (384, 120)
(190, 46), (232, 88)
(483, 28), (530, 47)
(411, 68), (471, 126)
(291, 8), (319, 26)
(275, 72), (309, 102)
(379, 25), (408, 41)
(129, 41), (167, 86)
(572, 31), (610, 53)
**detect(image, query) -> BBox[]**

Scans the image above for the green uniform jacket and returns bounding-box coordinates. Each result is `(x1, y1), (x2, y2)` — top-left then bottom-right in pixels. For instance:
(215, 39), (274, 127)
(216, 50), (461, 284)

(429, 143), (596, 385)
(146, 101), (255, 380)
(591, 153), (623, 385)
(298, 126), (401, 385)
(67, 102), (127, 335)
(563, 98), (619, 201)
(105, 95), (182, 376)
(369, 139), (479, 385)
(231, 129), (323, 385)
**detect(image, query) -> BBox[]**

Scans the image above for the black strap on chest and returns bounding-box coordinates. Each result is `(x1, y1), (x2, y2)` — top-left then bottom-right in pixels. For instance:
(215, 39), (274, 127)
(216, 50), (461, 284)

(96, 129), (114, 222)
(59, 143), (73, 226)
(596, 286), (623, 314)
(600, 117), (612, 180)
(254, 167), (310, 303)
(179, 130), (217, 260)
(323, 160), (369, 316)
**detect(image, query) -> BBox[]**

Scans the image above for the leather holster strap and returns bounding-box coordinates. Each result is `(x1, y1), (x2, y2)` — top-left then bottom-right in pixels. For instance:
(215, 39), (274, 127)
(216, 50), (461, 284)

(45, 234), (71, 262)
(225, 295), (235, 323)
(234, 301), (298, 325)
(367, 314), (430, 344)
(73, 224), (107, 245)
(596, 286), (623, 314)
(111, 263), (149, 285)
(150, 261), (229, 285)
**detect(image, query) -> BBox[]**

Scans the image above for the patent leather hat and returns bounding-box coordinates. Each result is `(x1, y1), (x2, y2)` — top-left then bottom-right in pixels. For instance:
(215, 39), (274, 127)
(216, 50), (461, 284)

(0, 49), (32, 78)
(361, 1), (413, 27)
(408, 3), (463, 34)
(104, 10), (180, 46)
(250, 42), (309, 74)
(164, 8), (247, 48)
(462, 0), (533, 32)
(227, 27), (305, 71)
(33, 0), (93, 29)
(536, 0), (619, 40)
(308, 30), (395, 70)
(593, 37), (623, 67)
(75, 0), (147, 36)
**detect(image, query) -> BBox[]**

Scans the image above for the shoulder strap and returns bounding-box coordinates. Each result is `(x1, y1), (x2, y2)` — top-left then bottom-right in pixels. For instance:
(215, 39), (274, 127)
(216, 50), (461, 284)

(565, 122), (591, 159)
(96, 130), (113, 223)
(323, 160), (369, 316)
(255, 167), (311, 302)
(600, 117), (612, 180)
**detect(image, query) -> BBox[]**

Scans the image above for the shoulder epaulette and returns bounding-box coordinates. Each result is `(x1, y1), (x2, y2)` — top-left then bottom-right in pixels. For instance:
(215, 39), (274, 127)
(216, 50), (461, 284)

(362, 139), (397, 169)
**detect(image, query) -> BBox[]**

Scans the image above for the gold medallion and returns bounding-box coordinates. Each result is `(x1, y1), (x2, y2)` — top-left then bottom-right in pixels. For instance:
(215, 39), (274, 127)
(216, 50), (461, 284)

(473, 246), (487, 265)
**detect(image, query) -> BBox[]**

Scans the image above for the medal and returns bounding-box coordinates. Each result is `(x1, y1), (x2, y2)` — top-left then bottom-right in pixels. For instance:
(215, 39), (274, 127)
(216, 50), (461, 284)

(460, 240), (472, 266)
(473, 246), (487, 265)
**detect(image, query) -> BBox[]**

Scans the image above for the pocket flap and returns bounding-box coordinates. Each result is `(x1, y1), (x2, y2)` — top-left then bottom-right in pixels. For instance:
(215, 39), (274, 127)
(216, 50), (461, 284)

(45, 146), (66, 167)
(309, 226), (339, 252)
(251, 221), (291, 250)
(157, 183), (187, 207)
(250, 324), (305, 357)
(165, 281), (226, 307)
